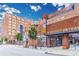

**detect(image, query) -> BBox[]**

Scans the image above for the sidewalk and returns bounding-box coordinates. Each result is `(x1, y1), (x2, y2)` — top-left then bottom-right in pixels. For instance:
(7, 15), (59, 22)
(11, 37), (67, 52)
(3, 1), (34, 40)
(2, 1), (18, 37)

(0, 44), (79, 56)
(36, 45), (79, 56)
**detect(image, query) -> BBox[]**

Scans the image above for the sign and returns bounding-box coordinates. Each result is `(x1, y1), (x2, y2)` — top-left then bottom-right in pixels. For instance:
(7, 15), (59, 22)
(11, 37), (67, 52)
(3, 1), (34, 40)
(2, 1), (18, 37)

(43, 14), (47, 27)
(20, 25), (23, 35)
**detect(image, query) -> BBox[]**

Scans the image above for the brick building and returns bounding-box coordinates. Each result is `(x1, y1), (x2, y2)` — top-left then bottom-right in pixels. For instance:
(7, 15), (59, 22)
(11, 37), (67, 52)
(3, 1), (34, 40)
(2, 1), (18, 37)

(47, 3), (79, 49)
(2, 13), (34, 43)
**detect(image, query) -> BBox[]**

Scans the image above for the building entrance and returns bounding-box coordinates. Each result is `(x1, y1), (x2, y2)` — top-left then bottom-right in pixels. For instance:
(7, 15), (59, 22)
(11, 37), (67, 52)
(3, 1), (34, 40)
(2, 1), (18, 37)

(56, 35), (62, 46)
(69, 33), (79, 46)
(50, 35), (62, 47)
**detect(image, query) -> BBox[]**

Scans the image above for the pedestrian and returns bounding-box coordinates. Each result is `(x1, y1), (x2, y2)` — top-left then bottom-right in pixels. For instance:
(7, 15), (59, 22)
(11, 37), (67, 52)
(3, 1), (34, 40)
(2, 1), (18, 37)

(23, 33), (26, 48)
(25, 33), (28, 47)
(23, 32), (28, 48)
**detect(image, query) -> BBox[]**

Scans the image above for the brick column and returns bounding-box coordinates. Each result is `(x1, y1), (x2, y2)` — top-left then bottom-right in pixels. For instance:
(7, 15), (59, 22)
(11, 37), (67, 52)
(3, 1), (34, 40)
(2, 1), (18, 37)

(46, 36), (50, 47)
(62, 34), (70, 49)
(46, 39), (50, 47)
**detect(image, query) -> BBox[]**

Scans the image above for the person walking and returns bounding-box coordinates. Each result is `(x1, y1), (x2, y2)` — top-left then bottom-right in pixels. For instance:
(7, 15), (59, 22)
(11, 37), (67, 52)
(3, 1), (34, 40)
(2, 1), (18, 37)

(25, 33), (28, 47)
(23, 32), (28, 48)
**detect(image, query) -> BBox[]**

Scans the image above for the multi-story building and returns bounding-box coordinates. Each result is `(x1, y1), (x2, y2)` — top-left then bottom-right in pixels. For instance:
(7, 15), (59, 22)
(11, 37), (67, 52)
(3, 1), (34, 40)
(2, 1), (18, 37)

(2, 13), (34, 43)
(34, 18), (47, 47)
(47, 3), (79, 49)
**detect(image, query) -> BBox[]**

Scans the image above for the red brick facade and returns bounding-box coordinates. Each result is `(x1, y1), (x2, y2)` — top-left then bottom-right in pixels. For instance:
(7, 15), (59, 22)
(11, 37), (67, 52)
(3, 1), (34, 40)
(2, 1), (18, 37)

(47, 15), (79, 34)
(46, 4), (79, 49)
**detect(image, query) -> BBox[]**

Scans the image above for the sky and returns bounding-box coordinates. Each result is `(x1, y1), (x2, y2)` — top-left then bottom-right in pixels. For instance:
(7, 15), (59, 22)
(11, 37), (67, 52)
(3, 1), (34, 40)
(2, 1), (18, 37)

(0, 3), (71, 22)
(0, 3), (74, 33)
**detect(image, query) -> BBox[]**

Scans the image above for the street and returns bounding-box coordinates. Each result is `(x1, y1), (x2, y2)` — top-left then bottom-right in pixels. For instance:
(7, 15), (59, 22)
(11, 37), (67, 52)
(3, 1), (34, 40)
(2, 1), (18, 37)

(0, 44), (52, 56)
(0, 44), (79, 56)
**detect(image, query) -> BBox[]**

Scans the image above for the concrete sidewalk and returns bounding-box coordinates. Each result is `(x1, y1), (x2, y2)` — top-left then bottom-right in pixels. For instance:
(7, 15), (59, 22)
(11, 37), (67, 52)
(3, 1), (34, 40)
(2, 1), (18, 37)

(36, 45), (79, 56)
(1, 44), (79, 56)
(18, 44), (79, 56)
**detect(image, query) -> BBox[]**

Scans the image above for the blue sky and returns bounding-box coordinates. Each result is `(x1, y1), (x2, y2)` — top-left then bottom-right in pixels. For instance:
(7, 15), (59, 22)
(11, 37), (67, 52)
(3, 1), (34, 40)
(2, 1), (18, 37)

(0, 3), (73, 21)
(0, 3), (74, 33)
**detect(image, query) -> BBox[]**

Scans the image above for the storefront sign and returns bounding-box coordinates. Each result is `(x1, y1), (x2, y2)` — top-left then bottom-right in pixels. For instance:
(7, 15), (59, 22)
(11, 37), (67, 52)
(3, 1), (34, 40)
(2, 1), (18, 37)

(48, 27), (79, 34)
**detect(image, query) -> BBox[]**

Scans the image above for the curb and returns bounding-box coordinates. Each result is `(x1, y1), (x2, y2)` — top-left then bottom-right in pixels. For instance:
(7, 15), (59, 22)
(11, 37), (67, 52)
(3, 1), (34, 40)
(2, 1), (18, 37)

(45, 52), (69, 56)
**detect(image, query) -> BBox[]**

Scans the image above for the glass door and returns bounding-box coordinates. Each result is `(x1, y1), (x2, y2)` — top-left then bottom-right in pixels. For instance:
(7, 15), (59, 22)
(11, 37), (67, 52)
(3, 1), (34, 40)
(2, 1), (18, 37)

(56, 36), (62, 46)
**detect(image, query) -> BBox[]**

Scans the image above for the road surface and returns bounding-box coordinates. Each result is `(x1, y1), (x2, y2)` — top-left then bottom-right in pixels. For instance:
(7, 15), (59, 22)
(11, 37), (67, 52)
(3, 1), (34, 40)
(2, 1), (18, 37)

(0, 44), (53, 56)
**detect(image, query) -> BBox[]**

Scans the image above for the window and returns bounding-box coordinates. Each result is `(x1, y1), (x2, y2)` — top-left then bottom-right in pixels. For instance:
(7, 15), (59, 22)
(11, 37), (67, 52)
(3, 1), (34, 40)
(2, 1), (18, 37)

(8, 20), (11, 23)
(13, 16), (16, 19)
(12, 30), (15, 33)
(8, 30), (11, 31)
(12, 27), (16, 30)
(12, 19), (16, 22)
(17, 17), (20, 20)
(8, 23), (11, 26)
(8, 14), (11, 17)
(8, 26), (11, 29)
(12, 33), (15, 35)
(12, 22), (16, 24)
(9, 18), (11, 20)
(77, 27), (79, 30)
(70, 28), (73, 31)
(8, 32), (11, 35)
(12, 25), (16, 27)
(12, 30), (16, 35)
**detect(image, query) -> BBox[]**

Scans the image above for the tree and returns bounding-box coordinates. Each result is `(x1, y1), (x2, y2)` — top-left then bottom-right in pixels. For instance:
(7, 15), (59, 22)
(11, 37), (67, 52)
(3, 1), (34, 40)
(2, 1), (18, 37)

(5, 37), (8, 42)
(28, 25), (37, 48)
(16, 33), (23, 41)
(28, 25), (37, 40)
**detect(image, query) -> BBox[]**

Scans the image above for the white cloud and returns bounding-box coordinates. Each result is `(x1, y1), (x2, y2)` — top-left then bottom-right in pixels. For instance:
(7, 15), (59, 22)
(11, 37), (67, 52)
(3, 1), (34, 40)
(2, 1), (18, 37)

(0, 4), (7, 9)
(52, 3), (65, 7)
(4, 7), (10, 10)
(4, 7), (21, 14)
(52, 3), (71, 11)
(0, 12), (5, 16)
(2, 4), (7, 8)
(0, 12), (6, 20)
(52, 3), (71, 8)
(11, 8), (21, 13)
(57, 3), (65, 6)
(58, 8), (62, 11)
(30, 5), (41, 12)
(65, 4), (70, 7)
(43, 3), (47, 5)
(0, 4), (21, 14)
(34, 21), (38, 24)
(0, 5), (2, 9)
(0, 4), (21, 20)
(30, 5), (38, 12)
(0, 17), (2, 20)
(6, 10), (13, 14)
(52, 3), (58, 7)
(52, 3), (64, 11)
(37, 5), (41, 10)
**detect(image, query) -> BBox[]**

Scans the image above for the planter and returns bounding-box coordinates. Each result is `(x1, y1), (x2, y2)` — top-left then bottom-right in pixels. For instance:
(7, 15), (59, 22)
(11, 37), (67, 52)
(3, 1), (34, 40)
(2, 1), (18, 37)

(28, 39), (37, 48)
(62, 45), (69, 49)
(23, 41), (27, 48)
